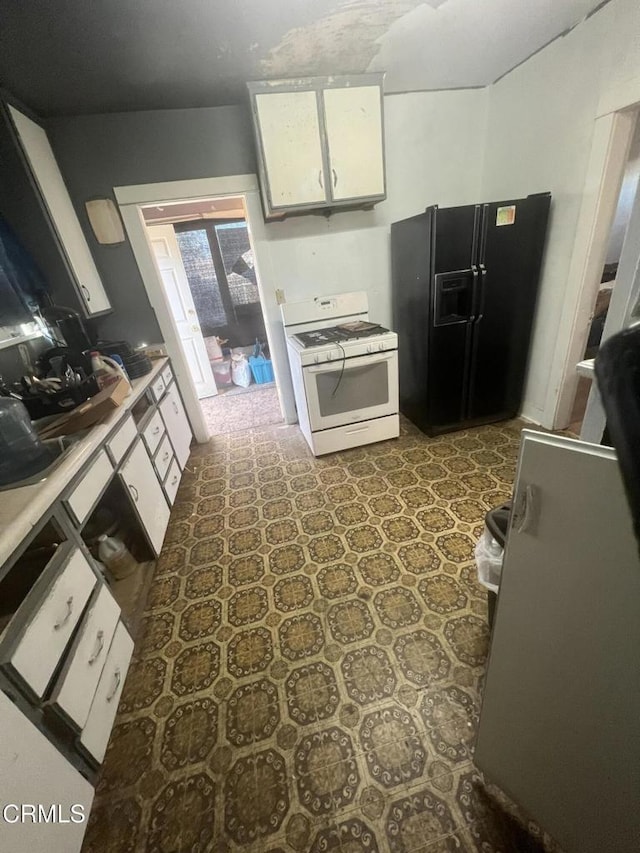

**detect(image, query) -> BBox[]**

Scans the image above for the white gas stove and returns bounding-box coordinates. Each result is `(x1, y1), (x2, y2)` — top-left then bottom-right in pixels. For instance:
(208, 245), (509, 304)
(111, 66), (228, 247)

(282, 292), (399, 456)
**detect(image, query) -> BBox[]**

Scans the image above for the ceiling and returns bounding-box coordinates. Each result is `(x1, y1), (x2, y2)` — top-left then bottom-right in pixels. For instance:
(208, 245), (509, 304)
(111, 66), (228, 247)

(0, 0), (608, 117)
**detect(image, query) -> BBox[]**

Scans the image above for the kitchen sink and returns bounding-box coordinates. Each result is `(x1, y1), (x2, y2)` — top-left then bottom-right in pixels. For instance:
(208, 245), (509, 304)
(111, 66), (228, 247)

(0, 434), (83, 491)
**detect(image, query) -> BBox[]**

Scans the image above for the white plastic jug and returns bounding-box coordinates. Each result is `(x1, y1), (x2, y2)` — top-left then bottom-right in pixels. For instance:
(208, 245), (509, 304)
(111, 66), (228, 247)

(97, 534), (137, 580)
(90, 352), (132, 395)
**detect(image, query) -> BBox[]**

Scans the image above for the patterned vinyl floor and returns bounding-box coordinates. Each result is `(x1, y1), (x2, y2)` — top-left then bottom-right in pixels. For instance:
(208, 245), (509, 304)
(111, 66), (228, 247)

(82, 417), (562, 853)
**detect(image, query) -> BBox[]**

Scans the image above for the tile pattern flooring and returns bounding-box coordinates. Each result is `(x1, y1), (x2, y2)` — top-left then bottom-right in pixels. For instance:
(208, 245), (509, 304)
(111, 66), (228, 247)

(200, 384), (283, 436)
(83, 418), (562, 853)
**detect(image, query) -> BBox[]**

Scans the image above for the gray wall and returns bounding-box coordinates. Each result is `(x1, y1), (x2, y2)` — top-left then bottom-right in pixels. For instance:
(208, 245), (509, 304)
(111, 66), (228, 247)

(47, 105), (257, 346)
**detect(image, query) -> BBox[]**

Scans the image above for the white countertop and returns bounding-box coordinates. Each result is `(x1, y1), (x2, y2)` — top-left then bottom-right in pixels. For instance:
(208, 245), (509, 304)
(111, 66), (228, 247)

(0, 358), (168, 567)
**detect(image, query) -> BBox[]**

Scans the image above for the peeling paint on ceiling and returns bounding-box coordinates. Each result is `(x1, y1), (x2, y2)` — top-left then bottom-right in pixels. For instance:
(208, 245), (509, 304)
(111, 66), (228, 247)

(0, 0), (609, 116)
(260, 0), (445, 78)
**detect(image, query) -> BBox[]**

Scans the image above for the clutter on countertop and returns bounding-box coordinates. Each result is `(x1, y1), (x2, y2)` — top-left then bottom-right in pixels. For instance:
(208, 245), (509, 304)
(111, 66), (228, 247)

(35, 377), (130, 439)
(90, 351), (132, 395)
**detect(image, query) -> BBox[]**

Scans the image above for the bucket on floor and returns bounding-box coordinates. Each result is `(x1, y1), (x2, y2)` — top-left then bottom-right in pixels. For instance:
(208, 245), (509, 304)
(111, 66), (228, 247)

(211, 358), (233, 387)
(249, 355), (274, 384)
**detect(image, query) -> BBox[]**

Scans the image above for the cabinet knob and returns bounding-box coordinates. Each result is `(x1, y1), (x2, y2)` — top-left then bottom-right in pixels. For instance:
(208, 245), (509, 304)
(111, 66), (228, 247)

(129, 484), (139, 502)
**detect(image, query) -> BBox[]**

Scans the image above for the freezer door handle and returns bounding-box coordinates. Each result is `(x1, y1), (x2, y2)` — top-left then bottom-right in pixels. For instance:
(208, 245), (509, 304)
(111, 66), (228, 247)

(475, 264), (487, 323)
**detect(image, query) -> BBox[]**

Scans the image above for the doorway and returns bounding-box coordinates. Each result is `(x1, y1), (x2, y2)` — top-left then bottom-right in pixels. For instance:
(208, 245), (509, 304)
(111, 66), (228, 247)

(567, 113), (640, 435)
(141, 195), (283, 437)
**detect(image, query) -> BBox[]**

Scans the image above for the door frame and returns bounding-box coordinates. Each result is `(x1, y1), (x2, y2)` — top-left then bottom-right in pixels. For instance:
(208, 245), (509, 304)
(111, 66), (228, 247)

(115, 175), (288, 443)
(552, 108), (639, 431)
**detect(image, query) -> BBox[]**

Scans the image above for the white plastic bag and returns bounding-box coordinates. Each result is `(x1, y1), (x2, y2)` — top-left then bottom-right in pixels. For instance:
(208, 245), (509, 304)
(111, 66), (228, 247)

(475, 527), (504, 594)
(231, 354), (251, 388)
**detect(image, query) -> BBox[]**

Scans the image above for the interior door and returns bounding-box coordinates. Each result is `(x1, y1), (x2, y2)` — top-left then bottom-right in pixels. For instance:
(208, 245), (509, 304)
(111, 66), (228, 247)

(147, 224), (217, 399)
(254, 90), (327, 209)
(475, 430), (640, 853)
(323, 85), (385, 202)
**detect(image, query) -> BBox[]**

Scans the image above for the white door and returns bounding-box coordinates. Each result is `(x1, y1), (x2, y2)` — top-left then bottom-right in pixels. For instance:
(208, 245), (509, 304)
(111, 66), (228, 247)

(323, 86), (385, 202)
(255, 90), (327, 209)
(0, 691), (94, 853)
(159, 386), (193, 469)
(9, 106), (111, 316)
(475, 430), (640, 853)
(146, 224), (217, 399)
(119, 439), (171, 555)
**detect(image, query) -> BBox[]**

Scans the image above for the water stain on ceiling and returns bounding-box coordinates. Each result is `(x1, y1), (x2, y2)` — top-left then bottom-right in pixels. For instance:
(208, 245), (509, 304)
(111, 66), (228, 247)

(261, 0), (446, 78)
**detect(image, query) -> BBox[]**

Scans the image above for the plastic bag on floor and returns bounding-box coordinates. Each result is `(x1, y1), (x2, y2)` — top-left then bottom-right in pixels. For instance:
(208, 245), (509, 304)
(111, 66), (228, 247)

(475, 527), (503, 594)
(231, 354), (252, 388)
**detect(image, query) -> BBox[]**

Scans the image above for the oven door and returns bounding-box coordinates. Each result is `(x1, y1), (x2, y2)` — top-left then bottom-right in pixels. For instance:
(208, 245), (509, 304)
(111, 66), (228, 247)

(302, 351), (398, 431)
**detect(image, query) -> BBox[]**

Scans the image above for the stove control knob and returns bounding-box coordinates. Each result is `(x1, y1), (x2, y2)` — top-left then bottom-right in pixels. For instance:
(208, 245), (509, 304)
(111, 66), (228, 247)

(326, 352), (333, 361)
(378, 342), (385, 351)
(314, 355), (320, 364)
(367, 344), (374, 353)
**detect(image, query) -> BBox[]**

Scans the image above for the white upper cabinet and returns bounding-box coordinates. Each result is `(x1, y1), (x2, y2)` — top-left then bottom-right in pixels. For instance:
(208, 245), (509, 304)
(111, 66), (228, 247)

(8, 106), (111, 316)
(323, 85), (385, 202)
(255, 91), (326, 209)
(249, 75), (386, 218)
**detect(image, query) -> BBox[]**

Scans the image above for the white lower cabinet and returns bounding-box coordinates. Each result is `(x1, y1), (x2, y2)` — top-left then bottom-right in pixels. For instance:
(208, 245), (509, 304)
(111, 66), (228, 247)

(159, 385), (193, 469)
(0, 691), (94, 853)
(80, 622), (134, 763)
(119, 439), (171, 555)
(49, 585), (121, 729)
(7, 548), (96, 699)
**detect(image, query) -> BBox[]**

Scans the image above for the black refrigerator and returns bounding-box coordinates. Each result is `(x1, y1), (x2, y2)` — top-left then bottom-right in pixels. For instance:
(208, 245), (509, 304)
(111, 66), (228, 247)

(391, 193), (551, 435)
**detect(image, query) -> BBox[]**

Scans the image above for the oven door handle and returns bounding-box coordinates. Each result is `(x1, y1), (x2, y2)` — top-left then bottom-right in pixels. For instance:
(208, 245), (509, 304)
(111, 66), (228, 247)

(305, 353), (396, 373)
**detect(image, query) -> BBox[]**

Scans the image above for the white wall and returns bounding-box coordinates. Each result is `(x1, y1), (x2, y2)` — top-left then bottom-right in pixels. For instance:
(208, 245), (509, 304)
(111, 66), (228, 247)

(254, 88), (487, 421)
(605, 122), (640, 264)
(480, 0), (640, 427)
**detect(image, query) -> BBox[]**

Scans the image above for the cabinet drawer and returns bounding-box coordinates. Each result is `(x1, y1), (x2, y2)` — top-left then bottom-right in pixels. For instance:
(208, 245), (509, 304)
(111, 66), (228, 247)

(106, 415), (137, 466)
(153, 434), (173, 481)
(64, 450), (113, 526)
(159, 387), (193, 469)
(150, 375), (165, 402)
(50, 585), (121, 729)
(163, 458), (181, 505)
(161, 364), (173, 387)
(141, 410), (164, 454)
(7, 548), (96, 699)
(80, 621), (134, 763)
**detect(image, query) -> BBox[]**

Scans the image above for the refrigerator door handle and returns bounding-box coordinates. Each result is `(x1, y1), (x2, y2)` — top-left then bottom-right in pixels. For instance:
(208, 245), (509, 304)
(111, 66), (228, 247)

(475, 264), (487, 323)
(469, 265), (478, 323)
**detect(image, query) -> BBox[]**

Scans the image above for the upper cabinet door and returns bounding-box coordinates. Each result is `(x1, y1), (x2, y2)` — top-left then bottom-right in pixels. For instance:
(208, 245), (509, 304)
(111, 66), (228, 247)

(323, 85), (385, 203)
(254, 90), (326, 210)
(8, 106), (111, 316)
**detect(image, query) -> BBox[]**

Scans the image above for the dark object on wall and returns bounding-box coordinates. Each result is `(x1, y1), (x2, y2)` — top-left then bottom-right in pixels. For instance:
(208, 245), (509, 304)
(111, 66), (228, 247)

(0, 215), (47, 325)
(595, 324), (640, 549)
(391, 193), (551, 434)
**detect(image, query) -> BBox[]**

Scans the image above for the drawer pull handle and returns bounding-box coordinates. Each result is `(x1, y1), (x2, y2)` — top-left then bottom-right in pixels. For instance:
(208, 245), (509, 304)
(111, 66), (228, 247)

(106, 668), (121, 702)
(152, 425), (160, 435)
(81, 284), (91, 303)
(162, 451), (170, 462)
(54, 597), (74, 630)
(172, 401), (178, 414)
(332, 167), (338, 188)
(129, 484), (139, 502)
(171, 474), (178, 486)
(88, 630), (105, 665)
